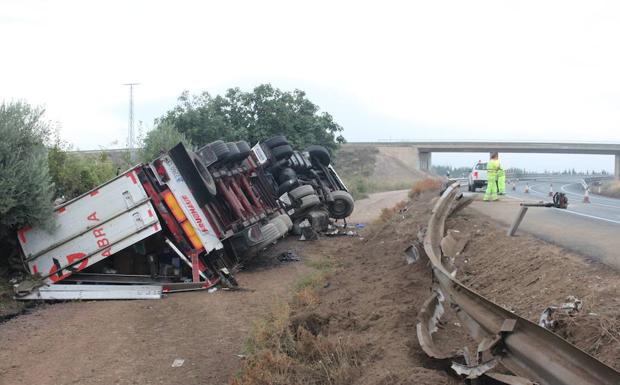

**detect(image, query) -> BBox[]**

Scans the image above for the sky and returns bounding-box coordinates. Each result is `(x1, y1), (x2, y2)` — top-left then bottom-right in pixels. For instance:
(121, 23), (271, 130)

(2, 0), (620, 171)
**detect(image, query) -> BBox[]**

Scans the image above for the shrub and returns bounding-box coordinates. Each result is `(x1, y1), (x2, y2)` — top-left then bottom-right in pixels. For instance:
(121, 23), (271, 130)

(48, 139), (117, 200)
(0, 102), (54, 238)
(408, 178), (443, 199)
(377, 200), (408, 223)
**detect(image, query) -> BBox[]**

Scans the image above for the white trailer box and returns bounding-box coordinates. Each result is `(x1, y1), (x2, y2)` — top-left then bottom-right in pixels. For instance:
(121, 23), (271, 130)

(17, 169), (161, 285)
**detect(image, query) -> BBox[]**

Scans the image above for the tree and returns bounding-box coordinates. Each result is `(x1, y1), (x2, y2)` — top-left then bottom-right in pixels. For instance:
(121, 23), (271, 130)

(139, 122), (193, 162)
(158, 84), (344, 152)
(0, 102), (55, 238)
(47, 136), (117, 200)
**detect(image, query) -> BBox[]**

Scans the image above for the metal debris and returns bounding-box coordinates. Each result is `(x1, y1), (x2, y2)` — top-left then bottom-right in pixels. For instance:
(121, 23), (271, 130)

(278, 251), (301, 262)
(451, 358), (498, 379)
(440, 229), (469, 258)
(404, 242), (423, 265)
(539, 295), (583, 330)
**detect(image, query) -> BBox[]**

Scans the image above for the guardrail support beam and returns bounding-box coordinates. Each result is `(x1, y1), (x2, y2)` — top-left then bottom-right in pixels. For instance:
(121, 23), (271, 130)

(615, 153), (620, 180)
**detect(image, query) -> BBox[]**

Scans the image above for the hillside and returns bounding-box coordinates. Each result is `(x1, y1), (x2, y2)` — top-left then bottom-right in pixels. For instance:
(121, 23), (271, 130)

(333, 143), (429, 198)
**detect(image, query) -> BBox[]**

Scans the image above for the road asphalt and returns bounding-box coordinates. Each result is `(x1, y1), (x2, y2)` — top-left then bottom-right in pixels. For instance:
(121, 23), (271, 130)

(465, 176), (620, 269)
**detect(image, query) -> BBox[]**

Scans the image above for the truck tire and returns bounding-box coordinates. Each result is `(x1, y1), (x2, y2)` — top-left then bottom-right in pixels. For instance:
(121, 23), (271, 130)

(270, 215), (289, 237)
(210, 140), (230, 161)
(328, 190), (354, 219)
(279, 213), (293, 232)
(271, 144), (293, 161)
(259, 223), (281, 246)
(306, 145), (330, 167)
(235, 141), (251, 158)
(191, 153), (217, 196)
(278, 168), (297, 184)
(277, 178), (299, 196)
(288, 185), (315, 200)
(226, 142), (241, 162)
(264, 135), (288, 149)
(298, 194), (320, 210)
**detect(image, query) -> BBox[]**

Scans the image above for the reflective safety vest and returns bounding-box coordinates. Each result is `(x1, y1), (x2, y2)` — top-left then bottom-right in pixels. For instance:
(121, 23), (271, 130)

(487, 159), (501, 178)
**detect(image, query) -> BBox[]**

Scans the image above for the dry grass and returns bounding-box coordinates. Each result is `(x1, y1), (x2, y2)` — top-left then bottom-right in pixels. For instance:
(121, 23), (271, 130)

(377, 200), (408, 224)
(599, 180), (620, 199)
(231, 258), (363, 385)
(408, 178), (443, 199)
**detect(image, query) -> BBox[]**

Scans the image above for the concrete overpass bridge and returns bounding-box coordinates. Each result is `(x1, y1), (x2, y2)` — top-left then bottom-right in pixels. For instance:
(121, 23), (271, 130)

(350, 141), (620, 179)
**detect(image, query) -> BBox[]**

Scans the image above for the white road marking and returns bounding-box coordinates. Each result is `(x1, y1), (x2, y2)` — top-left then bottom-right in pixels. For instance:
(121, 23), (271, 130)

(560, 183), (620, 209)
(558, 208), (620, 225)
(505, 184), (620, 225)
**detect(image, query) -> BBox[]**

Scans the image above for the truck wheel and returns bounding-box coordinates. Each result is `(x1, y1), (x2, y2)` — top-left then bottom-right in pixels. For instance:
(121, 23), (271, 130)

(306, 145), (331, 167)
(277, 178), (299, 196)
(191, 153), (217, 196)
(271, 144), (293, 161)
(329, 190), (354, 219)
(298, 194), (320, 210)
(468, 183), (474, 192)
(288, 185), (315, 200)
(226, 142), (242, 162)
(210, 140), (230, 161)
(279, 213), (293, 231)
(235, 141), (251, 158)
(259, 223), (281, 245)
(264, 135), (288, 149)
(270, 215), (289, 237)
(278, 167), (297, 184)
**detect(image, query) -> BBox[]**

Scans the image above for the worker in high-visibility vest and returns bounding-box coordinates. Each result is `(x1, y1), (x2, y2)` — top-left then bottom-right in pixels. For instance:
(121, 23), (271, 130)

(497, 166), (506, 195)
(484, 152), (501, 201)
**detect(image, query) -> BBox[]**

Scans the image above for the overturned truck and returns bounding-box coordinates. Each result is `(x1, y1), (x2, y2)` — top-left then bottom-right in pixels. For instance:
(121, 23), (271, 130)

(14, 137), (353, 300)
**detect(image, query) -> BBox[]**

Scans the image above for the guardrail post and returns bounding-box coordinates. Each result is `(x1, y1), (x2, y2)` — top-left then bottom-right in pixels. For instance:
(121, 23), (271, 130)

(507, 206), (528, 236)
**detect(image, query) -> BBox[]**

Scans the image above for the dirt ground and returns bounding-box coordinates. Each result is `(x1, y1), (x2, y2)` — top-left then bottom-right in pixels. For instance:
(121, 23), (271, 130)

(1, 189), (618, 385)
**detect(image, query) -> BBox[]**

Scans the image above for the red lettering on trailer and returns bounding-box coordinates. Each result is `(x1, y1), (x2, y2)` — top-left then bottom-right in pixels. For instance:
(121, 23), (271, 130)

(48, 252), (88, 282)
(181, 195), (209, 233)
(17, 226), (31, 244)
(102, 247), (112, 257)
(92, 227), (111, 251)
(57, 207), (66, 213)
(147, 209), (154, 217)
(92, 228), (106, 238)
(87, 212), (100, 221)
(90, 190), (99, 197)
(97, 238), (110, 248)
(32, 264), (38, 274)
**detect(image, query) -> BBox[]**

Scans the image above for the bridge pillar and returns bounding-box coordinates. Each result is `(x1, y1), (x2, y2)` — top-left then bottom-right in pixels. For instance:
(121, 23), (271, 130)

(416, 150), (432, 171)
(615, 153), (620, 180)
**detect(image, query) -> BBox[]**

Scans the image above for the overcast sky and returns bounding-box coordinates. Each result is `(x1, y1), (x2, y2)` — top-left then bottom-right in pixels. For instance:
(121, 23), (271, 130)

(2, 0), (619, 171)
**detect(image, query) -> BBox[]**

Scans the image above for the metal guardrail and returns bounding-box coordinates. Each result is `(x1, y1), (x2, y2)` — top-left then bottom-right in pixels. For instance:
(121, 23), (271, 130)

(417, 183), (620, 384)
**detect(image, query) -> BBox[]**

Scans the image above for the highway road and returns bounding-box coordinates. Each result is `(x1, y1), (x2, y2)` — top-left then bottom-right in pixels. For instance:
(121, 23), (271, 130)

(465, 176), (620, 269)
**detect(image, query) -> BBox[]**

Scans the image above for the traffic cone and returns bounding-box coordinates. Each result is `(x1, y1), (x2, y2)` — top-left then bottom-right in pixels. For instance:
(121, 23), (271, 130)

(583, 188), (591, 203)
(549, 184), (553, 197)
(512, 181), (516, 191)
(524, 183), (530, 193)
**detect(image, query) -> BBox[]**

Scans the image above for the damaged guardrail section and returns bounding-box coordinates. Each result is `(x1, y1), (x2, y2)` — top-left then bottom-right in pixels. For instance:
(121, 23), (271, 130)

(416, 182), (620, 385)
